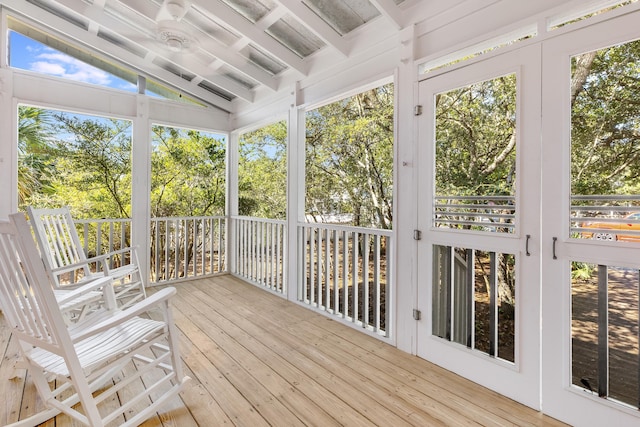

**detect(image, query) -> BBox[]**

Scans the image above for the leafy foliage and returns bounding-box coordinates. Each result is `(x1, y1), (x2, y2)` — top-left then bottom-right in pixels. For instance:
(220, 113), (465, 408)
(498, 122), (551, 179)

(435, 74), (517, 197)
(571, 39), (640, 196)
(305, 84), (394, 229)
(51, 113), (133, 219)
(238, 121), (287, 219)
(150, 125), (226, 218)
(17, 106), (56, 206)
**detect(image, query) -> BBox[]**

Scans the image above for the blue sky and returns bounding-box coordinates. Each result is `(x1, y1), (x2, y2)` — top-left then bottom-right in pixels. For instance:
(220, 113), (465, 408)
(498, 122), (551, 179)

(11, 30), (226, 142)
(10, 31), (137, 92)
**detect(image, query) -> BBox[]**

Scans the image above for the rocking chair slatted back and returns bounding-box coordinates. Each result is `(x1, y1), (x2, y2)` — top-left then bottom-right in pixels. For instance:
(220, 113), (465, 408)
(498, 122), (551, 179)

(28, 206), (146, 308)
(0, 218), (68, 351)
(34, 207), (89, 274)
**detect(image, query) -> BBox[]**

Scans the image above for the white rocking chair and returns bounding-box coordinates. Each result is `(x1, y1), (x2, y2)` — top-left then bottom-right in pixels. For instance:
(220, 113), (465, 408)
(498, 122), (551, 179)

(0, 212), (189, 427)
(27, 206), (146, 309)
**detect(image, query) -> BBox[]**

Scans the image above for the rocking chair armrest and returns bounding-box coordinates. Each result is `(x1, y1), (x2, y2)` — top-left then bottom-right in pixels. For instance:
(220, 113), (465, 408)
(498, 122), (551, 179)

(71, 287), (176, 342)
(55, 275), (116, 307)
(49, 245), (140, 277)
(83, 245), (140, 264)
(80, 245), (140, 268)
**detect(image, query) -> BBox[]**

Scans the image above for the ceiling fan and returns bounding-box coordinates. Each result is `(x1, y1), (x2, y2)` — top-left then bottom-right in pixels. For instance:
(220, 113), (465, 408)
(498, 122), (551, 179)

(154, 0), (197, 54)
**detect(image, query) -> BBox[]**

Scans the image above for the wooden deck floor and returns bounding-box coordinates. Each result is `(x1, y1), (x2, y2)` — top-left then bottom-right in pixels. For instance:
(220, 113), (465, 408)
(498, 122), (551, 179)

(1, 274), (567, 426)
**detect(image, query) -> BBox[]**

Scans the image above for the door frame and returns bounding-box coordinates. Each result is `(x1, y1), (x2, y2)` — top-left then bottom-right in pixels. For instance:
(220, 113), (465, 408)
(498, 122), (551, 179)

(540, 10), (640, 426)
(416, 44), (542, 410)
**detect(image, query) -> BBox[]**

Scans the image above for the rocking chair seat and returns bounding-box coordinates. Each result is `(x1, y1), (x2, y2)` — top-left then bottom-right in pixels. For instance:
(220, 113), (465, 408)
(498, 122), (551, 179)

(0, 213), (188, 427)
(30, 313), (165, 377)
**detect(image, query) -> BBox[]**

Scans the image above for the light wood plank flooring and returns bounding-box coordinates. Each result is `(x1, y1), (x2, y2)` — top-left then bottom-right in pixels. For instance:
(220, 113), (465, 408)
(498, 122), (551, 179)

(1, 274), (566, 426)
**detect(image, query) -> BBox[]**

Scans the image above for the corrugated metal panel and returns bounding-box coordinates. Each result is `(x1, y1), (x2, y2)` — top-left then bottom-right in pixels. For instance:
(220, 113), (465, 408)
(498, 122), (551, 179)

(26, 0), (89, 30)
(302, 0), (380, 35)
(219, 66), (258, 90)
(266, 14), (325, 58)
(198, 79), (236, 101)
(240, 44), (287, 76)
(185, 8), (241, 47)
(219, 0), (277, 23)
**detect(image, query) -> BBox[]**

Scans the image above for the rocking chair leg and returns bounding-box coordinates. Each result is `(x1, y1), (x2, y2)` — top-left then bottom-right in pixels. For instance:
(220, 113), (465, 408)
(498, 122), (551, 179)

(5, 407), (61, 427)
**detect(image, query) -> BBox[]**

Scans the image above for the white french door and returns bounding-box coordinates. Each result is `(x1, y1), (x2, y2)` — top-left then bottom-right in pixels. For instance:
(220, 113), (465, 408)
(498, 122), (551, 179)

(541, 11), (640, 426)
(416, 45), (542, 409)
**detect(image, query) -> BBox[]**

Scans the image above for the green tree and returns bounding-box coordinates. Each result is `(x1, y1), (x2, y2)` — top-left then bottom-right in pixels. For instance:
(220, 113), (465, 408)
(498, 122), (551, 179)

(238, 121), (287, 219)
(17, 106), (55, 208)
(571, 40), (640, 196)
(305, 84), (394, 229)
(151, 125), (226, 217)
(435, 74), (517, 197)
(49, 114), (133, 219)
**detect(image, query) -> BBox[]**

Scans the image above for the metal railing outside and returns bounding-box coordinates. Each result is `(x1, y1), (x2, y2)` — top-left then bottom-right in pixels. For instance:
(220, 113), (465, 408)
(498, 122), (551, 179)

(571, 195), (640, 242)
(434, 195), (515, 233)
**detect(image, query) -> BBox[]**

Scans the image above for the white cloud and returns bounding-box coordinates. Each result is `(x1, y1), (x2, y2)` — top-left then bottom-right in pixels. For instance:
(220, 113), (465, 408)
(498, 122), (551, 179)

(31, 48), (112, 86)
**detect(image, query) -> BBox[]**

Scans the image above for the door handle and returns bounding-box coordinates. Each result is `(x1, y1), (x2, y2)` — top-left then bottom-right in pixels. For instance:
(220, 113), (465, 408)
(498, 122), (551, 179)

(525, 234), (531, 256)
(552, 237), (558, 260)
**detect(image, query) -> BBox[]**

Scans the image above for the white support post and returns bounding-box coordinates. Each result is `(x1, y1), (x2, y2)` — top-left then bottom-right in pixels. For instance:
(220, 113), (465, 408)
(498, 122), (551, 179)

(394, 24), (418, 353)
(132, 94), (151, 286)
(0, 10), (13, 219)
(286, 83), (304, 302)
(228, 129), (240, 274)
(0, 69), (15, 219)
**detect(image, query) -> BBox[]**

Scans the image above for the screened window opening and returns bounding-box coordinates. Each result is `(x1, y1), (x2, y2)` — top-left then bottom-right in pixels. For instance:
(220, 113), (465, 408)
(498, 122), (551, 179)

(434, 74), (517, 234)
(570, 38), (640, 243)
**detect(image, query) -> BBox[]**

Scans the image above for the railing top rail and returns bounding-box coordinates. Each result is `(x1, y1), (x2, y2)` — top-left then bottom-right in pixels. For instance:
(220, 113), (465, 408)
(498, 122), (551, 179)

(434, 195), (515, 201)
(231, 215), (287, 225)
(74, 218), (131, 225)
(151, 215), (226, 221)
(571, 195), (640, 201)
(434, 203), (516, 210)
(299, 221), (393, 236)
(572, 206), (640, 213)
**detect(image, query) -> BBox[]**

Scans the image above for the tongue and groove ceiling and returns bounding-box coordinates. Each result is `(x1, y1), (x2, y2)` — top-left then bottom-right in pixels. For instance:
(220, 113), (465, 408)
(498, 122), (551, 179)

(4, 0), (575, 114)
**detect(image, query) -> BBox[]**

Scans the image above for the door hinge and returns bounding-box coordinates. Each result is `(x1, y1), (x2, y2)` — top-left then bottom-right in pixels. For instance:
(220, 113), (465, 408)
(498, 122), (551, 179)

(413, 229), (422, 240)
(414, 105), (423, 116)
(413, 309), (421, 320)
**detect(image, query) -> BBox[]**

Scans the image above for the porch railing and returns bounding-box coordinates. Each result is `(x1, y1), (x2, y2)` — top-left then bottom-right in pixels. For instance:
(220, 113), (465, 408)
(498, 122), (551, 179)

(75, 215), (393, 340)
(298, 223), (392, 338)
(150, 216), (226, 284)
(232, 216), (287, 294)
(74, 217), (134, 276)
(74, 216), (226, 285)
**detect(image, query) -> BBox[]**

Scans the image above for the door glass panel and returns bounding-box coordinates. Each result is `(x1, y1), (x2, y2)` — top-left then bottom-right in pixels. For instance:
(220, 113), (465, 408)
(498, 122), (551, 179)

(433, 245), (516, 363)
(571, 262), (639, 408)
(434, 74), (517, 233)
(570, 39), (640, 243)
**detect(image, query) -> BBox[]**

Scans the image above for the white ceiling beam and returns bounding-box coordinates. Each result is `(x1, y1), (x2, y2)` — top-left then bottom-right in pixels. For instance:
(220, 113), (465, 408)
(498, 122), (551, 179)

(195, 37), (278, 91)
(52, 0), (276, 93)
(30, 0), (260, 100)
(3, 0), (237, 110)
(192, 0), (309, 76)
(274, 0), (349, 57)
(132, 38), (256, 101)
(369, 0), (405, 29)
